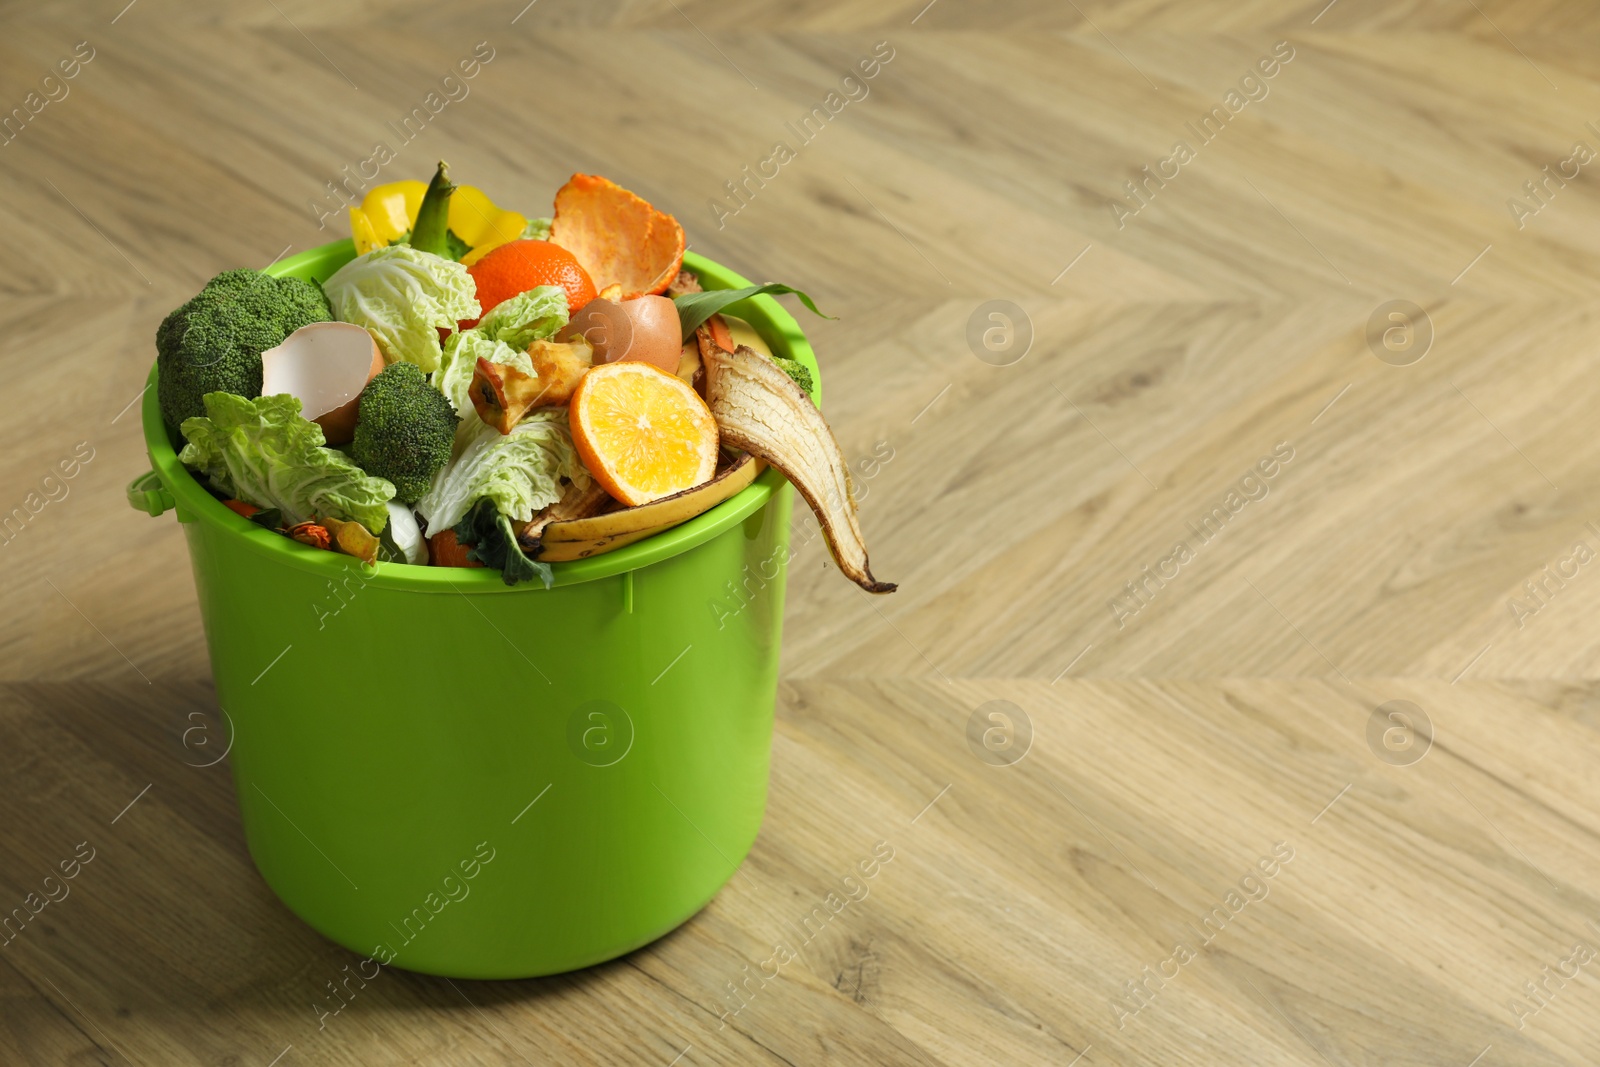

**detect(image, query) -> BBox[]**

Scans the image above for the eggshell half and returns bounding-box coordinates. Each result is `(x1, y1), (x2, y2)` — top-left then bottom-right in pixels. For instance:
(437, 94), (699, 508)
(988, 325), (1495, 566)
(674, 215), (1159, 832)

(613, 296), (683, 373)
(556, 298), (633, 364)
(261, 322), (385, 445)
(555, 295), (681, 374)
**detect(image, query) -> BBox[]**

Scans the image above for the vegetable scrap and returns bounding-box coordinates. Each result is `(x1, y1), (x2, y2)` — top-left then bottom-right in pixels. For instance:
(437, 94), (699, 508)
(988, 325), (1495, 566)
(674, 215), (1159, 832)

(178, 392), (393, 533)
(348, 163), (527, 264)
(159, 163), (893, 591)
(322, 243), (477, 372)
(350, 362), (457, 504)
(156, 269), (331, 429)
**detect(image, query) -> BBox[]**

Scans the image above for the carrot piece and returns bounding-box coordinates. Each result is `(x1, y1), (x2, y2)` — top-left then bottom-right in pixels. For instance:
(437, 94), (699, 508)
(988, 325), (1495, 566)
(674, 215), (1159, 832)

(429, 529), (484, 568)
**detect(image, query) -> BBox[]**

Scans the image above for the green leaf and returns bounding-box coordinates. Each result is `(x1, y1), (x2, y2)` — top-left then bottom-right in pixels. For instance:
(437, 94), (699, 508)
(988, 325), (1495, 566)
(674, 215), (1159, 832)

(433, 286), (568, 417)
(671, 283), (832, 342)
(454, 498), (553, 588)
(475, 285), (569, 351)
(248, 507), (283, 530)
(416, 410), (587, 534)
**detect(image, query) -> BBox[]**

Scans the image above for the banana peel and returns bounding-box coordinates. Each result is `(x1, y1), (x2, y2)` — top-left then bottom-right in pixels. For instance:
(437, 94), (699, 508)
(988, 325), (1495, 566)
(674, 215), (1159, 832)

(702, 344), (894, 594)
(684, 314), (767, 397)
(516, 480), (611, 553)
(533, 453), (761, 561)
(453, 288), (879, 580)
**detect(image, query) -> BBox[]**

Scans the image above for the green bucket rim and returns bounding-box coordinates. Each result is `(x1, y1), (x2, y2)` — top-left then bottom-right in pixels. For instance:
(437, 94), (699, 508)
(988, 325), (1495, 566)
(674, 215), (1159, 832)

(141, 244), (819, 592)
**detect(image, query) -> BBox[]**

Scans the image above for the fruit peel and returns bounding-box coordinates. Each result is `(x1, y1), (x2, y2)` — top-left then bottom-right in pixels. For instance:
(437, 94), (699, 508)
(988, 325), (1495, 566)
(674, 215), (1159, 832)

(702, 344), (893, 594)
(321, 515), (382, 566)
(535, 453), (760, 562)
(549, 174), (685, 301)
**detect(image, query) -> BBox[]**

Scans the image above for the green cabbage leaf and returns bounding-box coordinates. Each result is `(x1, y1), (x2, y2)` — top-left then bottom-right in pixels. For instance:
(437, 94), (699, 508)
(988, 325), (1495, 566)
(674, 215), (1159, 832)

(416, 409), (588, 534)
(179, 392), (395, 531)
(322, 245), (480, 373)
(432, 285), (569, 416)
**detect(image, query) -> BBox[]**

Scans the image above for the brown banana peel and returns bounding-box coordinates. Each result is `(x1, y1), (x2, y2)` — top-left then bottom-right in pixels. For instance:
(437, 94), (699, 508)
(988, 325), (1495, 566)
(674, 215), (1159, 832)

(533, 453), (761, 562)
(702, 344), (895, 594)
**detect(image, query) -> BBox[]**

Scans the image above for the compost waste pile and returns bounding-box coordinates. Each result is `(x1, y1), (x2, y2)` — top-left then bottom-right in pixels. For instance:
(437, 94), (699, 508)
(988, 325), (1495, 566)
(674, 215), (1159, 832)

(157, 164), (893, 593)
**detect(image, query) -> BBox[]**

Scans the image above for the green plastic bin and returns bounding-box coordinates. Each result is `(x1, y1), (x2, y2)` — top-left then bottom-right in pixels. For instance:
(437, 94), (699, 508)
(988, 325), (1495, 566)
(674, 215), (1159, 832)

(131, 243), (814, 978)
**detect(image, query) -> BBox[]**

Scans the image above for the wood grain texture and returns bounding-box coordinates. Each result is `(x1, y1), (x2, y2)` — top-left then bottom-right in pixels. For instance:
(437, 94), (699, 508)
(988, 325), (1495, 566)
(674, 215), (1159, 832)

(4, 0), (1600, 1063)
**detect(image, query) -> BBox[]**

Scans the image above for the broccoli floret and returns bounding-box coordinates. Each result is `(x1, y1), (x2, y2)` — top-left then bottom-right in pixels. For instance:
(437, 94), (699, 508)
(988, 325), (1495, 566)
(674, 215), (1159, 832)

(350, 363), (458, 504)
(156, 269), (331, 433)
(772, 355), (814, 396)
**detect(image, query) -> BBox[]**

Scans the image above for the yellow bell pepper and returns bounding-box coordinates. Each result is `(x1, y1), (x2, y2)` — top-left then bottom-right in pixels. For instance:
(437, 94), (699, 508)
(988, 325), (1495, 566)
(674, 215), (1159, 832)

(348, 178), (527, 264)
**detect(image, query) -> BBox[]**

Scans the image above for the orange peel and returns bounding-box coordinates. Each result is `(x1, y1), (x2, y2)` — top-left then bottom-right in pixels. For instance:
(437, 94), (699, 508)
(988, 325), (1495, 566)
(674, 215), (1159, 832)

(549, 174), (685, 301)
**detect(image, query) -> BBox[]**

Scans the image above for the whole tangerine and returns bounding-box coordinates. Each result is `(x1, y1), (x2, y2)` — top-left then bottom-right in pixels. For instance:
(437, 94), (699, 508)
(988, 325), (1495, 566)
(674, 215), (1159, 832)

(463, 239), (598, 328)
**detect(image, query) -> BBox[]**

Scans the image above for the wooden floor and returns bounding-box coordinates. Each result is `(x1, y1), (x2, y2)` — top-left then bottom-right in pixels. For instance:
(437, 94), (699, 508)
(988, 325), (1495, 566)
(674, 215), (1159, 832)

(6, 0), (1600, 1063)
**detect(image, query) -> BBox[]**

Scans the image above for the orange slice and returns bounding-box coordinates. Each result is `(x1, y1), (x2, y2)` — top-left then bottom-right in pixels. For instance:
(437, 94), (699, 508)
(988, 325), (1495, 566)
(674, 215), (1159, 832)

(570, 362), (719, 506)
(549, 174), (686, 300)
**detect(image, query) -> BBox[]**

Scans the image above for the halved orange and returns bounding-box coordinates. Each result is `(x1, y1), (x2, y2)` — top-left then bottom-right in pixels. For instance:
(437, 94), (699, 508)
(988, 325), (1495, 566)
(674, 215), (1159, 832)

(570, 362), (719, 506)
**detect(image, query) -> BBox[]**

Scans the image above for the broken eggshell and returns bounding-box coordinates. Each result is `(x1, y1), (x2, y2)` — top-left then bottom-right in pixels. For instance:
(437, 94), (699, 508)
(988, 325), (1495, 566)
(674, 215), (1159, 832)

(556, 298), (632, 364)
(616, 296), (683, 373)
(260, 322), (385, 445)
(555, 295), (680, 374)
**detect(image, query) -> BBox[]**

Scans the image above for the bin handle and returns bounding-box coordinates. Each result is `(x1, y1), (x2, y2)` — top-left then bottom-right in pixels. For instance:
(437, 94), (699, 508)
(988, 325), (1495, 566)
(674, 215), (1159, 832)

(127, 470), (175, 517)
